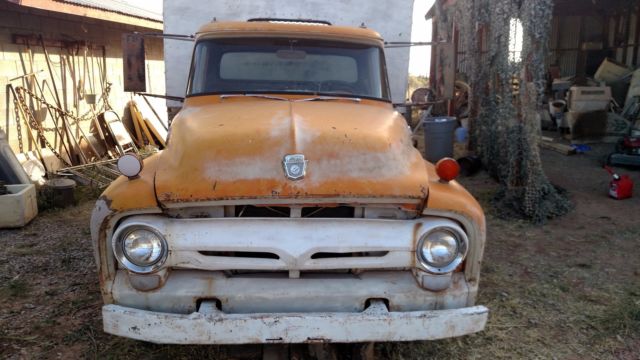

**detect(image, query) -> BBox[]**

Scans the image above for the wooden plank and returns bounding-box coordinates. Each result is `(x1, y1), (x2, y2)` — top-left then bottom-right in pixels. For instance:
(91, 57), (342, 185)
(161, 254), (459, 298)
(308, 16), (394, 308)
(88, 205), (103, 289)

(539, 140), (576, 155)
(435, 42), (455, 100)
(136, 112), (156, 147)
(143, 116), (166, 147)
(128, 101), (144, 146)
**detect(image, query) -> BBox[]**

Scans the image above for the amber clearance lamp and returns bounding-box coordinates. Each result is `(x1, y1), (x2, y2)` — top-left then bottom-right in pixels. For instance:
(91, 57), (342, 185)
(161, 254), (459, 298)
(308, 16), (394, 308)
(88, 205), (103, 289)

(435, 158), (460, 183)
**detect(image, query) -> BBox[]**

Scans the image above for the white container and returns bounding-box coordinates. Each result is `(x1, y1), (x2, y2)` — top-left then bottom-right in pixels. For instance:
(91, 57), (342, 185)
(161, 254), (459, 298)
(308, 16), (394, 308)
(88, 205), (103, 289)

(460, 118), (469, 130)
(594, 58), (631, 83)
(0, 184), (38, 228)
(568, 86), (611, 112)
(0, 129), (30, 185)
(549, 100), (566, 119)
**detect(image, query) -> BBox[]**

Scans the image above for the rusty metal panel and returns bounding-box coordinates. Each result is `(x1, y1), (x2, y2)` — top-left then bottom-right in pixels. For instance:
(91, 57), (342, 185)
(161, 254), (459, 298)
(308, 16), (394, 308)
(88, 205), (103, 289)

(435, 42), (455, 100)
(558, 51), (579, 76)
(557, 16), (582, 49)
(550, 17), (559, 50)
(122, 33), (146, 92)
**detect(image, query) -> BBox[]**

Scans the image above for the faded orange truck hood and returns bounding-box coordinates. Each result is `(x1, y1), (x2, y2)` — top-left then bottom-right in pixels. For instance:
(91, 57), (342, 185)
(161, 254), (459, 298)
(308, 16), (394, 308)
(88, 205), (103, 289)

(155, 97), (429, 206)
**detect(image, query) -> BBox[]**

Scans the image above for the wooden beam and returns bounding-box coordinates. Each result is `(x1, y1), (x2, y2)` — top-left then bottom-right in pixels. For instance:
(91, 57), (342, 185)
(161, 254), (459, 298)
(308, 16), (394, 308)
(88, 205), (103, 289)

(633, 8), (640, 66)
(540, 139), (576, 155)
(12, 34), (103, 49)
(603, 14), (610, 49)
(429, 17), (438, 87)
(448, 24), (459, 116)
(622, 11), (632, 64)
(576, 16), (587, 77)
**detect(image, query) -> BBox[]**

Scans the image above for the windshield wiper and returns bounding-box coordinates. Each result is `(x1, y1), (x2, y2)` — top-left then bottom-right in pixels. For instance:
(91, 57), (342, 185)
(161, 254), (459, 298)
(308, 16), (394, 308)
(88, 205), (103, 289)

(220, 94), (289, 101)
(219, 94), (361, 103)
(296, 96), (361, 103)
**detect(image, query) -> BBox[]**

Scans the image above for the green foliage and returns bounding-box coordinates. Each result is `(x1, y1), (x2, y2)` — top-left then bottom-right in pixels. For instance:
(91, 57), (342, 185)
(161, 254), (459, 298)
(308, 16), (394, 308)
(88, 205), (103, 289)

(406, 75), (429, 99)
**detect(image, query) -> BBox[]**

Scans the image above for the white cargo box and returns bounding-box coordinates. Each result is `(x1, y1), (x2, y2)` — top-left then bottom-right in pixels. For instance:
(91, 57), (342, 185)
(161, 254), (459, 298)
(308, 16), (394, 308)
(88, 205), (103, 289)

(0, 184), (38, 228)
(568, 86), (611, 112)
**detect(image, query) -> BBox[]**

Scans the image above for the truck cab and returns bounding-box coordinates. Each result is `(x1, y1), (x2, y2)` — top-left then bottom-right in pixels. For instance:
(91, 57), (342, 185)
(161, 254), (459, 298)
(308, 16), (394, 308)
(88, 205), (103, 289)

(91, 19), (488, 344)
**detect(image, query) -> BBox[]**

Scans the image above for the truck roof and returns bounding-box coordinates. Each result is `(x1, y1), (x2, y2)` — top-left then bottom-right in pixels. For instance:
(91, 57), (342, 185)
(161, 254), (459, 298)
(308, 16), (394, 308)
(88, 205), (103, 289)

(196, 21), (384, 45)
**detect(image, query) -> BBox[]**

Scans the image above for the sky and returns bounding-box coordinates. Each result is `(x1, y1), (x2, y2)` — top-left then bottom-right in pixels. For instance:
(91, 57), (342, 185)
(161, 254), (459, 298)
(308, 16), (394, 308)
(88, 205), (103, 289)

(409, 0), (435, 77)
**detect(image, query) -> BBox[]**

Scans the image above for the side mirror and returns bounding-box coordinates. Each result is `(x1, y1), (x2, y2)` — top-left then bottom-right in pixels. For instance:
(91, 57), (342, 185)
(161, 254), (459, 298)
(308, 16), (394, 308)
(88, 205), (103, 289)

(122, 33), (146, 92)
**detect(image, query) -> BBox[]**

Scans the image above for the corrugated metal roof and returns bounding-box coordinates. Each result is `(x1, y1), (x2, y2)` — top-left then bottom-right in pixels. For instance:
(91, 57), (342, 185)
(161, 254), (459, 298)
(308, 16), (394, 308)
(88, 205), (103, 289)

(53, 0), (162, 22)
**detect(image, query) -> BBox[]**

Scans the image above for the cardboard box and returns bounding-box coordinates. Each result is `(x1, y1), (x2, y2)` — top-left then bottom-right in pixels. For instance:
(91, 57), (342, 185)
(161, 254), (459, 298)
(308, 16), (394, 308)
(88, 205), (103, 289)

(594, 58), (632, 83)
(568, 86), (611, 112)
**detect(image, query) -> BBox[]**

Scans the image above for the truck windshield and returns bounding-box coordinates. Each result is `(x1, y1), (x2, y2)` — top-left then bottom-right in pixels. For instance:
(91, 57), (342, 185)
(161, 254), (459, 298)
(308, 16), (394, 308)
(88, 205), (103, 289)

(187, 38), (390, 101)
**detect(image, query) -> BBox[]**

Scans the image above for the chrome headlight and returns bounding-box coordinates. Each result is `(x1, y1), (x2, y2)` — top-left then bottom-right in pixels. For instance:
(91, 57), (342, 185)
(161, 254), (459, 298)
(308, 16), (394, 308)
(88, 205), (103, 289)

(113, 226), (167, 274)
(417, 227), (468, 274)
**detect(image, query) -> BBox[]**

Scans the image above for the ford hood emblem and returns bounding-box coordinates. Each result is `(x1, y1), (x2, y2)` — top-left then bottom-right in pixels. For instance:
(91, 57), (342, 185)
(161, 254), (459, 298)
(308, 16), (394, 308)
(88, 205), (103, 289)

(282, 154), (307, 180)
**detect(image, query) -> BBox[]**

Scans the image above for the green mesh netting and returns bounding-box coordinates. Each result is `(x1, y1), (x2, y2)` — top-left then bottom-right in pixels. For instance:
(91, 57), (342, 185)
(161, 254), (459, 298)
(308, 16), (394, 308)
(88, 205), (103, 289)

(438, 0), (571, 222)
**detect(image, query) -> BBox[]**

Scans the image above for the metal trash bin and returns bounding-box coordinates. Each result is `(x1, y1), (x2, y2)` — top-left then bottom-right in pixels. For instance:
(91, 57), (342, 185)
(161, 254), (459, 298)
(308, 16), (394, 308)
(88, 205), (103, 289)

(422, 116), (458, 162)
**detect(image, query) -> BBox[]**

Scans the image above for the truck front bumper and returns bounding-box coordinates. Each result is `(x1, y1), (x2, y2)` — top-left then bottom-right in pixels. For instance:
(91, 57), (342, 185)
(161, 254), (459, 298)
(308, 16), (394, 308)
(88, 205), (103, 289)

(103, 301), (488, 344)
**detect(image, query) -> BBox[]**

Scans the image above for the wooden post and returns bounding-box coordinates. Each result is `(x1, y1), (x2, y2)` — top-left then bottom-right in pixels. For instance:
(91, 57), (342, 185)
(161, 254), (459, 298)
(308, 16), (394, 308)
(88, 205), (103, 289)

(622, 11), (632, 64)
(633, 8), (640, 66)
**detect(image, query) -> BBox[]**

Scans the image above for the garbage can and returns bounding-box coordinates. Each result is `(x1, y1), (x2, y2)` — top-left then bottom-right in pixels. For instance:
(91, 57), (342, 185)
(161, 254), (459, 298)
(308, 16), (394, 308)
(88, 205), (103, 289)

(422, 116), (458, 162)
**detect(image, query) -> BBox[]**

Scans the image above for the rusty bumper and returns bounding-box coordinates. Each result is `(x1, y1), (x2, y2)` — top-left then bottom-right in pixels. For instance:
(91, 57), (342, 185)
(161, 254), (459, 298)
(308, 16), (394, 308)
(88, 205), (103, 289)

(102, 301), (488, 344)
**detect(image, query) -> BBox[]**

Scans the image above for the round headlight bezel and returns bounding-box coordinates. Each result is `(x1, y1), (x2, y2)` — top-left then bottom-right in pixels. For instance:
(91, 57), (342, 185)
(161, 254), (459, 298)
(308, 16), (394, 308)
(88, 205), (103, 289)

(113, 225), (168, 274)
(417, 226), (468, 274)
(117, 153), (143, 179)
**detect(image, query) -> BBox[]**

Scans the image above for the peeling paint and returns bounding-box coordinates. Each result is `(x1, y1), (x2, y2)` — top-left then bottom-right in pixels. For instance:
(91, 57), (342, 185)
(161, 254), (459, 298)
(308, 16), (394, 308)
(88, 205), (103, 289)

(102, 301), (488, 344)
(155, 98), (430, 204)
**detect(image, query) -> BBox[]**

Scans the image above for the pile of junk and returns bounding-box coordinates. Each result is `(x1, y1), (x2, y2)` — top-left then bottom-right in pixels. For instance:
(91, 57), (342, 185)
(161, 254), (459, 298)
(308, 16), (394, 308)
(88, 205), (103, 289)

(543, 58), (640, 167)
(0, 41), (167, 228)
(0, 94), (166, 229)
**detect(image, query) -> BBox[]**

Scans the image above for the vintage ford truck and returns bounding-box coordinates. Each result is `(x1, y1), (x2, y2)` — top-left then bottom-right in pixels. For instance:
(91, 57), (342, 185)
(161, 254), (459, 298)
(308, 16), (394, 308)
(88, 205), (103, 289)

(91, 20), (488, 344)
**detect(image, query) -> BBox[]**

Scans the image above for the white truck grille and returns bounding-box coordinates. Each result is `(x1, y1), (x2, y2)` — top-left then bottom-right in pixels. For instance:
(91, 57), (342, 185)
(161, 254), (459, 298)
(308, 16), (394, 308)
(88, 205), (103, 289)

(113, 215), (465, 274)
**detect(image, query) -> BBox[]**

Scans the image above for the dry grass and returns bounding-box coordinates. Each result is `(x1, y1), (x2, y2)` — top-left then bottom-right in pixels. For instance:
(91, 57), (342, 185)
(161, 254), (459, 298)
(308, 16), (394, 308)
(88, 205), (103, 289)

(1, 146), (639, 359)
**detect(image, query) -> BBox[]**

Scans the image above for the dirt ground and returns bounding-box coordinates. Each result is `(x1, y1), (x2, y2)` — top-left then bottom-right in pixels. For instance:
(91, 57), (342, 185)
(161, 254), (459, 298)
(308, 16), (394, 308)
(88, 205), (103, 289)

(1, 144), (639, 359)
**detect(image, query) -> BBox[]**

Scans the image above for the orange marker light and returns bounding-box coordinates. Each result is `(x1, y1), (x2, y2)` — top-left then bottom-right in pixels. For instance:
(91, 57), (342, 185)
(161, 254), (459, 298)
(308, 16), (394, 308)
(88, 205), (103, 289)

(435, 158), (460, 182)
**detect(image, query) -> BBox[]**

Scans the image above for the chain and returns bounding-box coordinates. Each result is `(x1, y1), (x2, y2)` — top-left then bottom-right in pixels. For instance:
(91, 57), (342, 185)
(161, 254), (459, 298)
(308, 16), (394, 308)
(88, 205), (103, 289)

(103, 82), (112, 110)
(14, 87), (72, 167)
(11, 95), (25, 153)
(16, 86), (102, 131)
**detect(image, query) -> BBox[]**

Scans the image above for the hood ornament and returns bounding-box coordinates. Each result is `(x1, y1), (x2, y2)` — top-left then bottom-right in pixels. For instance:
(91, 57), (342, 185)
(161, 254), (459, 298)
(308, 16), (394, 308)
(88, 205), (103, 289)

(282, 154), (307, 180)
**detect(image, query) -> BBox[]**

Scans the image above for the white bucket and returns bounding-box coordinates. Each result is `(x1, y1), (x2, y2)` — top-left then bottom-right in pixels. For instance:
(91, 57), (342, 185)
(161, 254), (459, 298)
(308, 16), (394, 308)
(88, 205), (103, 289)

(549, 100), (566, 121)
(549, 100), (566, 115)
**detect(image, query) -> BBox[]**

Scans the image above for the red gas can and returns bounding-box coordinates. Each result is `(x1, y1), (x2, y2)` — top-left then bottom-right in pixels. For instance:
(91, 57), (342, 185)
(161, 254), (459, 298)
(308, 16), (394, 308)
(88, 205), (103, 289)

(605, 167), (634, 200)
